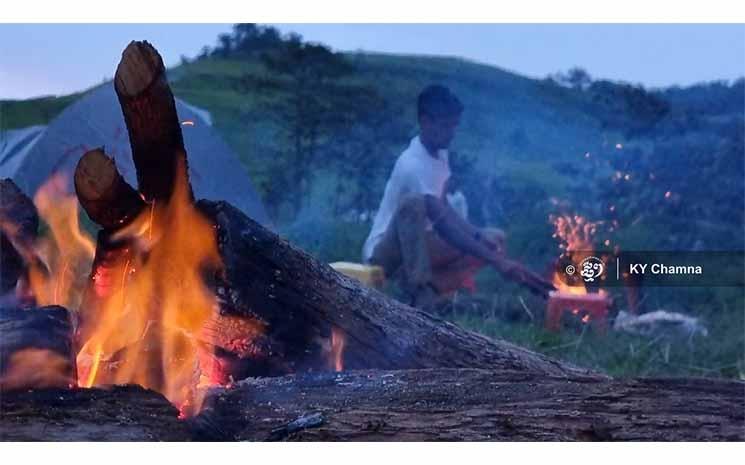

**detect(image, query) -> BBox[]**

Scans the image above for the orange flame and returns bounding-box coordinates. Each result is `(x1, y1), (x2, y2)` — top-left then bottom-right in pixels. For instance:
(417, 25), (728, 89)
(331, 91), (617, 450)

(76, 160), (223, 415)
(4, 173), (96, 310)
(549, 214), (609, 300)
(550, 214), (598, 295)
(329, 327), (346, 372)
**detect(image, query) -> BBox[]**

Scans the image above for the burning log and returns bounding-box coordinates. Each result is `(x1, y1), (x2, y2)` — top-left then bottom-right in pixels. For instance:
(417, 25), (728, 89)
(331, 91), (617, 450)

(0, 179), (39, 296)
(0, 306), (76, 390)
(195, 369), (745, 441)
(0, 385), (191, 441)
(114, 40), (191, 203)
(74, 148), (146, 230)
(197, 200), (600, 379)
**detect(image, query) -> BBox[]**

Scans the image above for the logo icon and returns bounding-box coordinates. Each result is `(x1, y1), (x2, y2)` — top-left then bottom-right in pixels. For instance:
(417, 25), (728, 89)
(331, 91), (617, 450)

(579, 256), (605, 283)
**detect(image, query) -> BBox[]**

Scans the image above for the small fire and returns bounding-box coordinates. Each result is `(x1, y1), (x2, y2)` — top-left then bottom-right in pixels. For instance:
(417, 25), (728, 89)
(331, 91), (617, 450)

(546, 214), (611, 332)
(550, 214), (604, 296)
(76, 159), (225, 415)
(329, 327), (346, 372)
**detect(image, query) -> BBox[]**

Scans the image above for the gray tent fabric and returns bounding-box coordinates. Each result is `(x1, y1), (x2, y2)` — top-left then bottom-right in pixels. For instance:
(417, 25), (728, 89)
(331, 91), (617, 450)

(0, 125), (47, 179)
(0, 84), (271, 229)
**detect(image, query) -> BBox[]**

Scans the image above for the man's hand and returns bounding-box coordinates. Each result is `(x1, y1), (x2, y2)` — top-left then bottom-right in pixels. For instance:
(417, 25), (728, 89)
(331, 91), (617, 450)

(480, 228), (506, 256)
(491, 256), (556, 297)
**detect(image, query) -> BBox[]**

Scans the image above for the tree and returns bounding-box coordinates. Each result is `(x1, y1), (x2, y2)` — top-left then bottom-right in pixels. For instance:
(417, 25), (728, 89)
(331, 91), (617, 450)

(254, 38), (399, 220)
(215, 33), (232, 58)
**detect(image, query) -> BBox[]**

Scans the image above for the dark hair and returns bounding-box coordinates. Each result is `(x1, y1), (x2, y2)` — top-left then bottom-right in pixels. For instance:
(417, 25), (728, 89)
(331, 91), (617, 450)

(417, 84), (463, 119)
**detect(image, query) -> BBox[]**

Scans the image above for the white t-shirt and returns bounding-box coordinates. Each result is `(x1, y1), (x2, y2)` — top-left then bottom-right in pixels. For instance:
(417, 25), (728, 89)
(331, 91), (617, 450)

(362, 135), (451, 262)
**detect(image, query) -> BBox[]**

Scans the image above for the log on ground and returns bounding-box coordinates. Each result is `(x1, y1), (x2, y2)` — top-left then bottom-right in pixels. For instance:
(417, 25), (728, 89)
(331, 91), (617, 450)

(0, 385), (191, 441)
(0, 306), (76, 390)
(195, 368), (745, 441)
(198, 200), (601, 379)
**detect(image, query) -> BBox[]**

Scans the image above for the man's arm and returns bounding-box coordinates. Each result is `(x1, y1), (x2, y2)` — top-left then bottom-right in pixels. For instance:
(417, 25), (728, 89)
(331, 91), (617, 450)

(424, 194), (499, 261)
(424, 194), (554, 296)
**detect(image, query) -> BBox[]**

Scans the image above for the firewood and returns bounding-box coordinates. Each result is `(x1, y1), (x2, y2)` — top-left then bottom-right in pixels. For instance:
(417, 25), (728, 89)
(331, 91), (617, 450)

(2, 368), (741, 441)
(195, 368), (745, 441)
(0, 305), (76, 390)
(0, 385), (191, 441)
(197, 200), (600, 379)
(114, 40), (191, 203)
(0, 179), (39, 294)
(74, 148), (145, 229)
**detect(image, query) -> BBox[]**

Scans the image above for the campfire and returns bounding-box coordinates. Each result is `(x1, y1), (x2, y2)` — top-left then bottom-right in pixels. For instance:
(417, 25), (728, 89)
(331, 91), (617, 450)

(546, 214), (612, 332)
(0, 41), (346, 418)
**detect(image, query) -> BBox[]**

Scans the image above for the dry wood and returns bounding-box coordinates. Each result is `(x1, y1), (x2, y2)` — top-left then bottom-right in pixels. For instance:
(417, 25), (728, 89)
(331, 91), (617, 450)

(0, 179), (39, 294)
(4, 368), (741, 441)
(74, 148), (145, 229)
(197, 200), (601, 379)
(195, 368), (745, 441)
(0, 306), (76, 390)
(114, 40), (190, 202)
(0, 385), (191, 441)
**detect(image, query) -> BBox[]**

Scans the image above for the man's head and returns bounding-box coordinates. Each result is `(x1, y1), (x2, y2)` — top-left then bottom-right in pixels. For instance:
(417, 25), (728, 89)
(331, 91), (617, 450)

(417, 85), (463, 152)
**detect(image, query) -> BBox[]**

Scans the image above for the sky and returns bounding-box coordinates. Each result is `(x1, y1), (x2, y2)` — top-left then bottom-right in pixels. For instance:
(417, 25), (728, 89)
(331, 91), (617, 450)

(1, 23), (743, 100)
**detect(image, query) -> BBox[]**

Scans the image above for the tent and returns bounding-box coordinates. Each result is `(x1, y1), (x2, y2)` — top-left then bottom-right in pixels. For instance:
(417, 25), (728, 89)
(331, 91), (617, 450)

(0, 84), (271, 229)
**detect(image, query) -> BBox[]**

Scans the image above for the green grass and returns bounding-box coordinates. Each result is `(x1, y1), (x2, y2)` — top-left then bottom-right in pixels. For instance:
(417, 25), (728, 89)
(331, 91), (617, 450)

(0, 92), (83, 131)
(446, 285), (744, 379)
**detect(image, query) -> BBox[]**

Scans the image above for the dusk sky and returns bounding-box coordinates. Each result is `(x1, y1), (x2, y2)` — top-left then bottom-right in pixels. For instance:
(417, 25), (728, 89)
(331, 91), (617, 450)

(1, 23), (743, 99)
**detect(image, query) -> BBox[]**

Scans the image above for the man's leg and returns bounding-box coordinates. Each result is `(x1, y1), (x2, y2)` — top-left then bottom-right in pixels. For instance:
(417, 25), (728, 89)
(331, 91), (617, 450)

(369, 195), (438, 306)
(423, 195), (500, 263)
(428, 227), (505, 294)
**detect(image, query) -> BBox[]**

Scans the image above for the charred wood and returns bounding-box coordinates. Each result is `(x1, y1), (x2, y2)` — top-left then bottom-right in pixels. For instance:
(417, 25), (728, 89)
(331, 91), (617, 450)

(196, 368), (745, 441)
(114, 40), (191, 203)
(0, 385), (190, 441)
(198, 200), (601, 379)
(0, 305), (75, 390)
(0, 179), (39, 294)
(74, 148), (145, 230)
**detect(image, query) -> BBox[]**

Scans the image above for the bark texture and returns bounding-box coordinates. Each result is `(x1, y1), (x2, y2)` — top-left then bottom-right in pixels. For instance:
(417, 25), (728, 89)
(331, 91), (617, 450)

(194, 368), (745, 441)
(0, 385), (190, 441)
